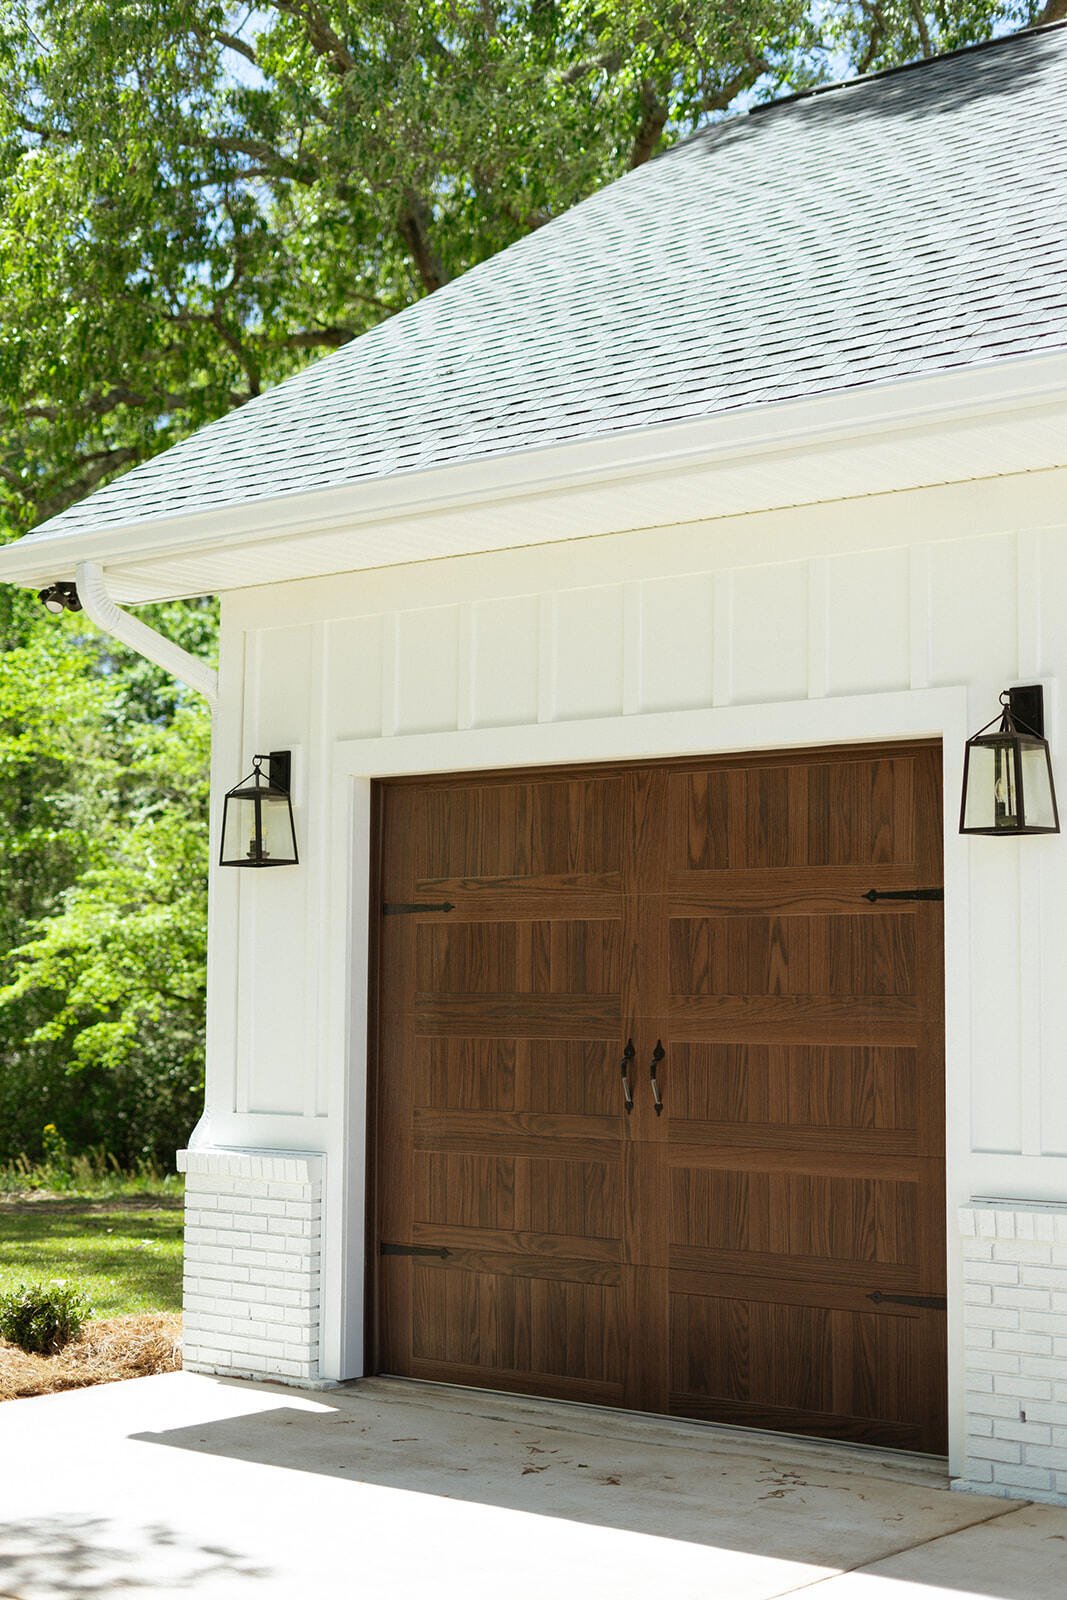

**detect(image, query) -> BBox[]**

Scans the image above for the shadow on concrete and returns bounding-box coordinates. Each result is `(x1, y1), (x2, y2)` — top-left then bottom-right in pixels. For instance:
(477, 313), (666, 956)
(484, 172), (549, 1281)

(123, 1389), (1062, 1598)
(0, 1516), (269, 1597)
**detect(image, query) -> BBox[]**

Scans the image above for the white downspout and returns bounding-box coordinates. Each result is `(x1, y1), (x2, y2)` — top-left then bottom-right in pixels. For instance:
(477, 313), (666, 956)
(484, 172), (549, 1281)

(75, 561), (218, 707)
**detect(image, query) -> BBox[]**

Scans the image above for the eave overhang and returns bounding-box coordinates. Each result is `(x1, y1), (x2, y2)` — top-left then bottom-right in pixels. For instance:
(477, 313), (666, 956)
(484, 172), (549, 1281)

(3, 351), (1067, 606)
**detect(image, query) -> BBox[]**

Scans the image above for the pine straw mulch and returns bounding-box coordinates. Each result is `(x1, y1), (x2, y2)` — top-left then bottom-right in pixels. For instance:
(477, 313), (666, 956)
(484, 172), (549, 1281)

(0, 1313), (182, 1401)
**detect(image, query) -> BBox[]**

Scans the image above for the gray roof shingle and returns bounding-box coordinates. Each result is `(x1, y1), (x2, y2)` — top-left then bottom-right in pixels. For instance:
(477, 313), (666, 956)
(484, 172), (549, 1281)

(31, 24), (1067, 542)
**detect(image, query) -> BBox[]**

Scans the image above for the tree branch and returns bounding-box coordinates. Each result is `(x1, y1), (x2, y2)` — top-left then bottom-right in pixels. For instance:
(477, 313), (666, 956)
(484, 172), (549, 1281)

(170, 307), (262, 396)
(856, 4), (887, 75)
(20, 382), (244, 424)
(698, 57), (769, 115)
(266, 0), (355, 77)
(558, 49), (623, 87)
(907, 0), (934, 57)
(0, 87), (70, 141)
(1039, 0), (1066, 19)
(213, 29), (259, 65)
(397, 191), (450, 293)
(275, 326), (357, 349)
(629, 84), (668, 170)
(205, 135), (317, 184)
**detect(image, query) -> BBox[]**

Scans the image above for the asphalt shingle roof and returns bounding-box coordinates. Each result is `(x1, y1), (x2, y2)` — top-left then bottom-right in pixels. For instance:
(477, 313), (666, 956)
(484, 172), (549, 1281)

(31, 24), (1067, 543)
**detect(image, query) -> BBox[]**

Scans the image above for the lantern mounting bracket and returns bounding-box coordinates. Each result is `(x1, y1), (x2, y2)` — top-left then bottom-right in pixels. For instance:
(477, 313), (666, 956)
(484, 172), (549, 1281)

(265, 750), (292, 796)
(1006, 684), (1044, 738)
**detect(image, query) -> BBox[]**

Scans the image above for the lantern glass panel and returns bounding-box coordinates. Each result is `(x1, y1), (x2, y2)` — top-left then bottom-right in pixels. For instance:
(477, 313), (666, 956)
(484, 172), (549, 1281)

(1020, 743), (1058, 830)
(962, 742), (1015, 832)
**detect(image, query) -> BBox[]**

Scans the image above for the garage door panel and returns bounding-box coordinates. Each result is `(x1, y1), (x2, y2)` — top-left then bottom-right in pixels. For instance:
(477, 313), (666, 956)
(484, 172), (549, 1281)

(415, 921), (518, 992)
(416, 1148), (620, 1236)
(658, 1042), (919, 1131)
(526, 1039), (621, 1115)
(672, 757), (917, 872)
(415, 776), (625, 881)
(669, 1292), (937, 1446)
(670, 1168), (918, 1264)
(416, 917), (622, 995)
(668, 913), (917, 998)
(412, 1263), (624, 1385)
(416, 1038), (518, 1111)
(414, 1036), (623, 1122)
(417, 1152), (518, 1232)
(528, 1157), (620, 1238)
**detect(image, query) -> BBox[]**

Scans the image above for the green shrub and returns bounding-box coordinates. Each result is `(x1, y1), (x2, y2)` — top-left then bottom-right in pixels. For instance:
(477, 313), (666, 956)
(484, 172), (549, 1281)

(0, 1280), (91, 1354)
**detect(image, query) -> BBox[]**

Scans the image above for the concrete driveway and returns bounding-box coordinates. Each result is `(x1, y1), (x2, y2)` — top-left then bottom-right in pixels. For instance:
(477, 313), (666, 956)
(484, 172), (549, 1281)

(0, 1373), (1064, 1599)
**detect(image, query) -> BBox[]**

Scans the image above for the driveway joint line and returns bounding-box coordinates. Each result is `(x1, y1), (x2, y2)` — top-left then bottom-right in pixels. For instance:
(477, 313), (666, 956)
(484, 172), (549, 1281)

(761, 1500), (1034, 1600)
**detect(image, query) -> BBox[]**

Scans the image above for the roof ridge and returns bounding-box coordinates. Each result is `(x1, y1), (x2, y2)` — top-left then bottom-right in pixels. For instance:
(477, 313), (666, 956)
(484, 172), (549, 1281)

(748, 18), (1067, 118)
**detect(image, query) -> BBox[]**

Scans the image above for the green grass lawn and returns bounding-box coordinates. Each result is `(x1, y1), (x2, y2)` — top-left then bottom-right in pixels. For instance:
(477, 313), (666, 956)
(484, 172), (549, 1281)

(0, 1207), (183, 1318)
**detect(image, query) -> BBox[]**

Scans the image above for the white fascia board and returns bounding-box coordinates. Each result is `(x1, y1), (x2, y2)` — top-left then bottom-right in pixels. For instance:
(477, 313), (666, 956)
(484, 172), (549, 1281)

(4, 349), (1067, 601)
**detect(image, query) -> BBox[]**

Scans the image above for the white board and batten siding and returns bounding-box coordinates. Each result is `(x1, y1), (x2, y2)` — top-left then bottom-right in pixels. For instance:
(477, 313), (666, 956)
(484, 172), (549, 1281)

(182, 462), (1067, 1497)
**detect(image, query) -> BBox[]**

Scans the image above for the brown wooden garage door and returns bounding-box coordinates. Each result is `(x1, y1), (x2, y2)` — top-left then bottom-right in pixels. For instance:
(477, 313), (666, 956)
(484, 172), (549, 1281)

(370, 743), (946, 1453)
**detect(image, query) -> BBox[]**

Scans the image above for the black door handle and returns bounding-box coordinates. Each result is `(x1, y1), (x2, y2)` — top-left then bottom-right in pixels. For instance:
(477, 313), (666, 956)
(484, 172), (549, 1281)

(620, 1038), (636, 1114)
(649, 1040), (665, 1115)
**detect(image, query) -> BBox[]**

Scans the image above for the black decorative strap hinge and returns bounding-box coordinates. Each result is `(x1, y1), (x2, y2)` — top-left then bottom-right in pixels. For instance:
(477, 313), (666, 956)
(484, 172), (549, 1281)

(380, 1243), (451, 1259)
(382, 901), (455, 916)
(868, 1290), (947, 1310)
(863, 888), (944, 903)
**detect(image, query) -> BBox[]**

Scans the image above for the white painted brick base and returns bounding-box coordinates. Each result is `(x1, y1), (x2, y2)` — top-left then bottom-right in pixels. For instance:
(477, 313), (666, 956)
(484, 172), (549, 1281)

(957, 1200), (1067, 1505)
(176, 1148), (325, 1384)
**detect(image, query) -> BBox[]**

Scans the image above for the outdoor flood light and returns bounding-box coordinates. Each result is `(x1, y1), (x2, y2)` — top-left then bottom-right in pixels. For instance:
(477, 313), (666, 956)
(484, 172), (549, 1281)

(960, 686), (1059, 836)
(37, 582), (82, 615)
(220, 751), (299, 867)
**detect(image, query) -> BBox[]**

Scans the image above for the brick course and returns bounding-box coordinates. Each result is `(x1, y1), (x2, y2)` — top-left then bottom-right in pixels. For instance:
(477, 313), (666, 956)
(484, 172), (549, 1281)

(176, 1149), (325, 1383)
(957, 1202), (1067, 1506)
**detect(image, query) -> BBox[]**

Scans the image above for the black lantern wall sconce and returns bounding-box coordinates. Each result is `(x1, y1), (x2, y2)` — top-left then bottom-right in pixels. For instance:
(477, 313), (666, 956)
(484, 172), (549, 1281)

(220, 751), (299, 867)
(960, 685), (1059, 837)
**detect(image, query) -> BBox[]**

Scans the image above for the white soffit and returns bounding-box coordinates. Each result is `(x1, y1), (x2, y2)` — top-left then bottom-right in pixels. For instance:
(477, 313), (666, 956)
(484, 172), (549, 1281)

(6, 354), (1067, 604)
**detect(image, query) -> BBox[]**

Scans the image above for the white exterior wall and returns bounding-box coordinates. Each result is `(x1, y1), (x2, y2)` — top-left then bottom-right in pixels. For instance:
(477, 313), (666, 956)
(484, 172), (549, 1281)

(186, 461), (1067, 1491)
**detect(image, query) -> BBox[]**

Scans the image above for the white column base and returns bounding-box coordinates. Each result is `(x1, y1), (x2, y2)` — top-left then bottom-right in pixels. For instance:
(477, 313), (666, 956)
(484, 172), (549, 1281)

(956, 1200), (1067, 1505)
(176, 1148), (325, 1384)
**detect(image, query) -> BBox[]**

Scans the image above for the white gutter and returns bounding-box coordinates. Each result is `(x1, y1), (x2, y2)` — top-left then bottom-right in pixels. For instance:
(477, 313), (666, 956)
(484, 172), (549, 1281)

(75, 560), (218, 707)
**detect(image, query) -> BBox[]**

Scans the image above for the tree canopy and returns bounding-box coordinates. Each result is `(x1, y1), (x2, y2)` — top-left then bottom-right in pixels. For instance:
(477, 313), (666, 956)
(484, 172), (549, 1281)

(0, 0), (1055, 532)
(0, 0), (1056, 1164)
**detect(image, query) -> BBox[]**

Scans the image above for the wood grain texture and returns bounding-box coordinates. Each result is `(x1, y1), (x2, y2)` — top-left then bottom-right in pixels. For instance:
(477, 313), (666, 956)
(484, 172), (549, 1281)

(372, 742), (946, 1452)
